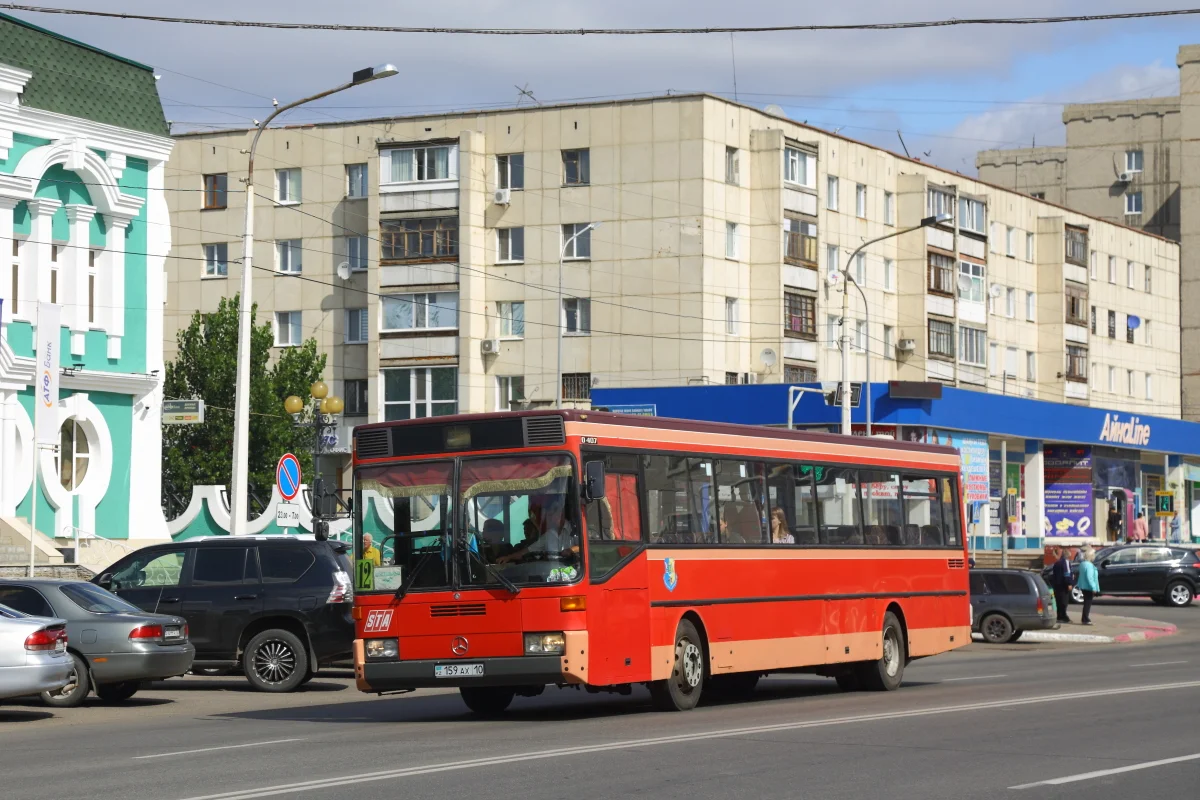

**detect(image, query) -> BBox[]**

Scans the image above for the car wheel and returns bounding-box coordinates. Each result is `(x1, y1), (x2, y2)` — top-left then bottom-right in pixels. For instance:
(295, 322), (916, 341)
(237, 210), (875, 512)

(243, 629), (307, 693)
(1166, 581), (1194, 608)
(41, 652), (90, 708)
(980, 613), (1014, 644)
(1007, 631), (1024, 643)
(95, 681), (140, 703)
(858, 612), (906, 691)
(1071, 587), (1085, 604)
(459, 687), (515, 716)
(649, 618), (706, 711)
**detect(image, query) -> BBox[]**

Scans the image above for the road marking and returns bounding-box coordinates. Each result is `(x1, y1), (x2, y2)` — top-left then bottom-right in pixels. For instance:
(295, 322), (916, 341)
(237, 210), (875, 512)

(941, 674), (1007, 682)
(175, 681), (1200, 800)
(1128, 660), (1188, 667)
(1010, 752), (1200, 789)
(134, 739), (305, 760)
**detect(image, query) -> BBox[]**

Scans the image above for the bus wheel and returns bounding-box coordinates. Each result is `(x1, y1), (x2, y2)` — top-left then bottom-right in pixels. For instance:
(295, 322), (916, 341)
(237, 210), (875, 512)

(460, 686), (515, 716)
(858, 612), (905, 692)
(649, 618), (705, 711)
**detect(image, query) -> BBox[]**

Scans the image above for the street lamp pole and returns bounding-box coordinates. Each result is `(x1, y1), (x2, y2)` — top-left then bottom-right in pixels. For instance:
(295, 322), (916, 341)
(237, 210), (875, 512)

(229, 65), (396, 535)
(285, 381), (344, 540)
(555, 222), (600, 408)
(839, 213), (950, 437)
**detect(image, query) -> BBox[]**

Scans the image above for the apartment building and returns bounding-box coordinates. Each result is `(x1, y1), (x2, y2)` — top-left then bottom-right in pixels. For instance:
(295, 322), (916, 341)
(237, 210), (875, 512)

(165, 94), (1180, 466)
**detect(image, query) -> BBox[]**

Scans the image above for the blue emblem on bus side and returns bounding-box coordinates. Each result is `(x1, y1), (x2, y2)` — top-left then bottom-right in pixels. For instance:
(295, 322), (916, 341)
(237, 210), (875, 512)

(663, 558), (678, 592)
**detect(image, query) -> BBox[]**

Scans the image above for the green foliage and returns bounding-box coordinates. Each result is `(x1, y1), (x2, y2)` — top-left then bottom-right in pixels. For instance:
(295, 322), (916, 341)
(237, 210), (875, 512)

(162, 295), (326, 509)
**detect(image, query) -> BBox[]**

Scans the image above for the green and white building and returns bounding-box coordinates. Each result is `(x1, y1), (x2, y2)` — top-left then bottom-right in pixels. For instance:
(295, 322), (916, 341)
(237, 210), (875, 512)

(0, 12), (173, 551)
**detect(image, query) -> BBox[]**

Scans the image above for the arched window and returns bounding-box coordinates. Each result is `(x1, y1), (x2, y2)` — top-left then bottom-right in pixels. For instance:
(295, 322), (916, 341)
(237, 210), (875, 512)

(58, 419), (90, 491)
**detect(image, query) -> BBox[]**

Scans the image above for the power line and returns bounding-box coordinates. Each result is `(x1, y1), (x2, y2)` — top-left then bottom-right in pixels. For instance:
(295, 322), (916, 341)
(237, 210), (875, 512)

(4, 5), (1200, 35)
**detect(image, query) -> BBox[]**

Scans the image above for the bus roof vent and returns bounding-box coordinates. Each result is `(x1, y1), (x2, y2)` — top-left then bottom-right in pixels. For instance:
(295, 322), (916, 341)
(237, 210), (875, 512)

(523, 415), (565, 447)
(355, 428), (391, 460)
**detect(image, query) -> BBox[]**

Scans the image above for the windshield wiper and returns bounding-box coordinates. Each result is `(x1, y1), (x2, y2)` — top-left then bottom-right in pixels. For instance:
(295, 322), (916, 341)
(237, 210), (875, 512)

(467, 548), (521, 596)
(394, 552), (433, 601)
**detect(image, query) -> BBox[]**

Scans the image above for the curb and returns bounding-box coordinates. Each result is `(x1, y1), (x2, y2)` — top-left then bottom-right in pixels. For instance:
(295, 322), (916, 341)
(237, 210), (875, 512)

(1114, 623), (1178, 643)
(970, 619), (1179, 645)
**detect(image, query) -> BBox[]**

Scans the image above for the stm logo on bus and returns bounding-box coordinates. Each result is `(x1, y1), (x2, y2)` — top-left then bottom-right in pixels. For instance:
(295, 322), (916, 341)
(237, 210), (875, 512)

(363, 609), (394, 634)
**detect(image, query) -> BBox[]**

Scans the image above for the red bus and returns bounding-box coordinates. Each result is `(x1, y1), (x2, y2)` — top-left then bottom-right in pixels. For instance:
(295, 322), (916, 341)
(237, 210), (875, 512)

(350, 410), (971, 712)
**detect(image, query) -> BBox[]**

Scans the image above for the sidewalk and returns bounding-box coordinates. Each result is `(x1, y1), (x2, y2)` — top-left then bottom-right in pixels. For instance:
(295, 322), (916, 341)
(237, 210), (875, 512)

(972, 613), (1179, 645)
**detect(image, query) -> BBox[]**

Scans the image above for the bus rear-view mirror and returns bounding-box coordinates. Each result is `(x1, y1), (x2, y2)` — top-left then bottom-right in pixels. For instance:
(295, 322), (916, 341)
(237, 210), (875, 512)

(584, 461), (606, 502)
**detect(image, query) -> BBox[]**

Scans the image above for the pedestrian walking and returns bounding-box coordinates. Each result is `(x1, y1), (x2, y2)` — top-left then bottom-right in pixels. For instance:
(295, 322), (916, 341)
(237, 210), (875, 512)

(1170, 510), (1182, 543)
(1107, 501), (1122, 542)
(1050, 547), (1074, 623)
(1076, 547), (1100, 626)
(1130, 511), (1149, 543)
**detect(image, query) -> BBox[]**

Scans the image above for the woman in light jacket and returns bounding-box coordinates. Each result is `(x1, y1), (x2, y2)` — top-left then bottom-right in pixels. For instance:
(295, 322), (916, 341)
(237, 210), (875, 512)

(1076, 547), (1101, 626)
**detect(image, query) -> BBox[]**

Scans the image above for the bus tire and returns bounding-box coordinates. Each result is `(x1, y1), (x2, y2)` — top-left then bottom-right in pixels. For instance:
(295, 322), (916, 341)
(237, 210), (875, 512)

(460, 686), (515, 716)
(649, 618), (705, 711)
(857, 612), (905, 692)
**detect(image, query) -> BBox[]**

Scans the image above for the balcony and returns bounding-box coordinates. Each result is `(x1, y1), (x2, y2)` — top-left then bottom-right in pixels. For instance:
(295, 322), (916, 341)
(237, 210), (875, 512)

(1065, 226), (1088, 267)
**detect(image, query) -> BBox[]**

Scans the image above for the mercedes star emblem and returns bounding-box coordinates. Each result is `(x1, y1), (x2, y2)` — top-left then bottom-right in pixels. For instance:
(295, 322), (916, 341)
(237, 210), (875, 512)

(451, 636), (469, 656)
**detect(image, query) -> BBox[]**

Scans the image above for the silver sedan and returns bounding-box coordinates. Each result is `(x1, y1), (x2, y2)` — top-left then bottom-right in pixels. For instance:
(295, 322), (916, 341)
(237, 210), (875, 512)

(0, 603), (71, 701)
(0, 580), (195, 707)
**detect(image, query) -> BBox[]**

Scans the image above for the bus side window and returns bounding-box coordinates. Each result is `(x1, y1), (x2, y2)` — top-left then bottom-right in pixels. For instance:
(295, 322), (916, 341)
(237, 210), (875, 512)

(941, 477), (962, 546)
(817, 467), (863, 545)
(715, 460), (765, 544)
(901, 476), (943, 546)
(588, 473), (642, 581)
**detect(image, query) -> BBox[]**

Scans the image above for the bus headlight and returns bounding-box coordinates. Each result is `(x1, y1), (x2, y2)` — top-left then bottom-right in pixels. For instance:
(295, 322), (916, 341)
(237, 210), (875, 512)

(523, 632), (566, 655)
(365, 638), (399, 660)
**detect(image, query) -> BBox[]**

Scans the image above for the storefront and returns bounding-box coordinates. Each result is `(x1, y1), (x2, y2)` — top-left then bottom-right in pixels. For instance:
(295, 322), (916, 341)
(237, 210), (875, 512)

(591, 382), (1200, 549)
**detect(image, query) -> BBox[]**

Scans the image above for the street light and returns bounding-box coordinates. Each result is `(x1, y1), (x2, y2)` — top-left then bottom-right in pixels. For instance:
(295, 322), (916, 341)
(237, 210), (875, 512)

(229, 65), (397, 535)
(284, 381), (346, 541)
(838, 212), (951, 437)
(556, 222), (601, 408)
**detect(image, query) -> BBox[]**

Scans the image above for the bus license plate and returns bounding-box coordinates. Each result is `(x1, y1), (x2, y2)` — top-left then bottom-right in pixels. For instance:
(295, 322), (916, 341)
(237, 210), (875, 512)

(434, 663), (485, 678)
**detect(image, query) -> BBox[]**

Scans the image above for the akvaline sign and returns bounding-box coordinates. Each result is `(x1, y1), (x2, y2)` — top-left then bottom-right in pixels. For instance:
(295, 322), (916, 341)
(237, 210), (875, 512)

(1099, 413), (1151, 447)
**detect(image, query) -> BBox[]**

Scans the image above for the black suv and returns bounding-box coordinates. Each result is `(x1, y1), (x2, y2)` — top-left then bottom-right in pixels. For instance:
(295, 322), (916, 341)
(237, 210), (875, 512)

(94, 536), (354, 692)
(1042, 545), (1200, 608)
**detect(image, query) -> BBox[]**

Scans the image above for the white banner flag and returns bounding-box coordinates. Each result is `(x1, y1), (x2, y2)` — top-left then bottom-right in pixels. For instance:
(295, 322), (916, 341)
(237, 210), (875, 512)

(34, 302), (61, 446)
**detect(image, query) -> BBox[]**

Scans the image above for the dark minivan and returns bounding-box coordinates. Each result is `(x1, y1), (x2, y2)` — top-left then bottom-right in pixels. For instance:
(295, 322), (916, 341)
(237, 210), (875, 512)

(94, 536), (354, 692)
(970, 569), (1058, 643)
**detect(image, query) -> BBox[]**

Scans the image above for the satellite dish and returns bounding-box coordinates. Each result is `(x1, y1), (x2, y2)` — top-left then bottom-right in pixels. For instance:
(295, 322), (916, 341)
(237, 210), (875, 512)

(826, 270), (844, 288)
(1128, 315), (1141, 329)
(988, 283), (1003, 298)
(759, 348), (778, 369)
(764, 104), (786, 117)
(336, 262), (351, 281)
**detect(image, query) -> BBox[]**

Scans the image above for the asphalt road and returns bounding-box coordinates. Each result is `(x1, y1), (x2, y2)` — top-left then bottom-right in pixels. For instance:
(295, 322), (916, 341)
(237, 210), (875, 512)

(2, 603), (1198, 800)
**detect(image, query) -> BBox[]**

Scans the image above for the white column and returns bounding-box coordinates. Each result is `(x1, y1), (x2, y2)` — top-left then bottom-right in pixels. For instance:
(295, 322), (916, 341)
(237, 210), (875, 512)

(25, 197), (61, 327)
(106, 215), (131, 360)
(0, 196), (17, 337)
(1024, 440), (1045, 544)
(64, 203), (96, 355)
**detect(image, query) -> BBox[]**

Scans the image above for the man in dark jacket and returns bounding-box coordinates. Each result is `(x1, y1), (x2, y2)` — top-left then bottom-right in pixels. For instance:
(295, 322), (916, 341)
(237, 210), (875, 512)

(1050, 547), (1074, 623)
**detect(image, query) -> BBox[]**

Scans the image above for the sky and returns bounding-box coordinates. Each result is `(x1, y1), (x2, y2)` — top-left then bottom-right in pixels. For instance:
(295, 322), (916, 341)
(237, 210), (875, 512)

(9, 0), (1200, 174)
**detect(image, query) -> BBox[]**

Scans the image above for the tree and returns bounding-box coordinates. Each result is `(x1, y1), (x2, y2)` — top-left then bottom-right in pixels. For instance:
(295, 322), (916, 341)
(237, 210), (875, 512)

(162, 295), (326, 514)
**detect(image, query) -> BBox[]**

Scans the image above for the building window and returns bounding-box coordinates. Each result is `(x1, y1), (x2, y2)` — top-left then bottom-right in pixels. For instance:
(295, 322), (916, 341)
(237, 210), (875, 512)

(826, 244), (839, 275)
(725, 372), (739, 385)
(1127, 369), (1134, 396)
(1064, 227), (1088, 267)
(498, 301), (525, 338)
(989, 342), (998, 376)
(928, 188), (954, 222)
(344, 379), (368, 416)
(1108, 255), (1117, 284)
(1031, 191), (1045, 200)
(383, 367), (458, 420)
(1090, 362), (1098, 390)
(562, 223), (593, 260)
(989, 223), (999, 254)
(275, 311), (303, 347)
(854, 253), (866, 285)
(1026, 232), (1035, 262)
(1126, 317), (1135, 344)
(345, 308), (368, 344)
(1125, 191), (1143, 215)
(1005, 226), (1015, 257)
(1146, 373), (1153, 400)
(57, 419), (90, 492)
(785, 365), (817, 383)
(1125, 149), (1144, 173)
(346, 163), (368, 198)
(1127, 261), (1136, 288)
(562, 373), (591, 401)
(1145, 266), (1152, 294)
(563, 297), (591, 335)
(1005, 347), (1018, 378)
(826, 176), (839, 210)
(958, 197), (985, 234)
(884, 191), (895, 225)
(1089, 304), (1096, 334)
(1144, 319), (1152, 345)
(883, 325), (894, 359)
(826, 315), (840, 349)
(202, 173), (228, 210)
(88, 251), (96, 324)
(497, 376), (525, 410)
(725, 146), (740, 185)
(784, 216), (818, 266)
(1108, 309), (1116, 339)
(275, 240), (302, 274)
(855, 184), (867, 218)
(382, 292), (459, 331)
(380, 217), (458, 261)
(784, 292), (816, 339)
(785, 146), (815, 187)
(725, 221), (740, 260)
(386, 145), (454, 183)
(1089, 250), (1097, 280)
(854, 320), (867, 352)
(928, 253), (954, 296)
(203, 243), (228, 277)
(345, 235), (368, 271)
(928, 318), (954, 359)
(1066, 345), (1088, 382)
(725, 297), (739, 335)
(562, 148), (590, 186)
(1108, 366), (1116, 393)
(497, 227), (524, 263)
(959, 326), (986, 366)
(1027, 351), (1036, 382)
(958, 261), (985, 303)
(1065, 285), (1088, 326)
(497, 153), (525, 190)
(1026, 291), (1036, 321)
(1005, 286), (1016, 318)
(275, 168), (301, 204)
(884, 258), (894, 290)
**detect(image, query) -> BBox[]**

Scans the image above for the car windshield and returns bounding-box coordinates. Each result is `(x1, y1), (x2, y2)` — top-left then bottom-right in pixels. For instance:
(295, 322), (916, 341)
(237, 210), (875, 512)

(61, 582), (143, 614)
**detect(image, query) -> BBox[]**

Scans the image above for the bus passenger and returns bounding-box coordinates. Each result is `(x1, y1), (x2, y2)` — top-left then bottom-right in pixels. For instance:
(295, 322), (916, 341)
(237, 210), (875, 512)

(769, 508), (794, 544)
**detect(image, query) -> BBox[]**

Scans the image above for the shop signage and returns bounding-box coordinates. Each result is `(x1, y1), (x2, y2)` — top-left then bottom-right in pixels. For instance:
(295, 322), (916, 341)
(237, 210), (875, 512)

(1043, 445), (1093, 537)
(1099, 413), (1151, 447)
(906, 428), (989, 503)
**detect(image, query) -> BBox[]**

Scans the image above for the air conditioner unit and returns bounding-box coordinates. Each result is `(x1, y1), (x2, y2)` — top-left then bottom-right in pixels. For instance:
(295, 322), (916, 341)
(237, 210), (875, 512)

(480, 339), (500, 355)
(897, 338), (916, 353)
(493, 188), (511, 205)
(1118, 171), (1133, 183)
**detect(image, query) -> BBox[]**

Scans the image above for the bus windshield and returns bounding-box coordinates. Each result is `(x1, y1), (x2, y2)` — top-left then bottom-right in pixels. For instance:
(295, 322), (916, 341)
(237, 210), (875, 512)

(355, 461), (454, 592)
